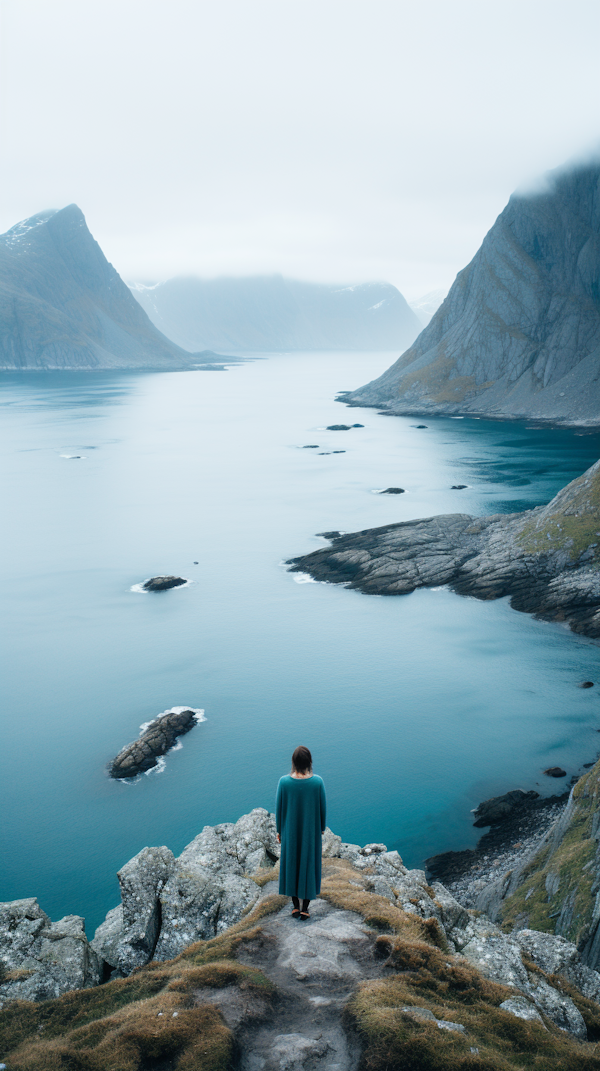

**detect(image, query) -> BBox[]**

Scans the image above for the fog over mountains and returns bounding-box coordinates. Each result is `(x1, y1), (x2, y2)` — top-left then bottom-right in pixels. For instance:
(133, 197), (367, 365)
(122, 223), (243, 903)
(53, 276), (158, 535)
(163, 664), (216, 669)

(347, 161), (600, 424)
(130, 275), (421, 353)
(0, 206), (219, 371)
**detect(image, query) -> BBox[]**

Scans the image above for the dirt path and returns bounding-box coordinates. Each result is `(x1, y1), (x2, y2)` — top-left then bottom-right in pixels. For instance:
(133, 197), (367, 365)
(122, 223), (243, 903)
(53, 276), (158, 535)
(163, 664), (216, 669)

(195, 880), (384, 1070)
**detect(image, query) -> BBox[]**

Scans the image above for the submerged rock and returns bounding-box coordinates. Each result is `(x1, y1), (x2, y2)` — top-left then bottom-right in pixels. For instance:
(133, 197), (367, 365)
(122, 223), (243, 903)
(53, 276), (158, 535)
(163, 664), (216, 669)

(473, 790), (540, 828)
(326, 424), (352, 431)
(141, 575), (187, 591)
(544, 767), (567, 778)
(379, 487), (405, 494)
(109, 708), (200, 779)
(451, 484), (468, 489)
(578, 680), (594, 688)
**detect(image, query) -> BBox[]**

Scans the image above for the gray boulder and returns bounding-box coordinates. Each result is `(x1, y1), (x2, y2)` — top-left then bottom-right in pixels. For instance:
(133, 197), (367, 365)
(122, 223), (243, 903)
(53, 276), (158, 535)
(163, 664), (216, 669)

(93, 808), (280, 968)
(91, 846), (175, 973)
(499, 996), (546, 1025)
(90, 905), (123, 968)
(0, 899), (102, 1004)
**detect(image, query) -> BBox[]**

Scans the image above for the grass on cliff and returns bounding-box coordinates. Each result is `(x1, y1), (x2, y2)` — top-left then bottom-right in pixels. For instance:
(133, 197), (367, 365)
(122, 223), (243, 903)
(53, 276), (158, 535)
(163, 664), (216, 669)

(0, 895), (285, 1071)
(5, 862), (600, 1070)
(499, 757), (600, 943)
(391, 351), (495, 406)
(516, 465), (600, 561)
(324, 860), (600, 1070)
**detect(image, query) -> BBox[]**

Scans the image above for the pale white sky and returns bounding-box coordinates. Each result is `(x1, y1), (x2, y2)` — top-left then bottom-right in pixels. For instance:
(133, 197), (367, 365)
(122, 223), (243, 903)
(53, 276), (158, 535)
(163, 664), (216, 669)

(1, 0), (599, 298)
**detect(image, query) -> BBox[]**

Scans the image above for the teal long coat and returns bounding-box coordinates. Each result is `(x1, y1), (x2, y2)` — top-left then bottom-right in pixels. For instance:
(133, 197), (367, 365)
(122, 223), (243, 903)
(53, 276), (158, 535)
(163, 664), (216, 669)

(276, 774), (327, 900)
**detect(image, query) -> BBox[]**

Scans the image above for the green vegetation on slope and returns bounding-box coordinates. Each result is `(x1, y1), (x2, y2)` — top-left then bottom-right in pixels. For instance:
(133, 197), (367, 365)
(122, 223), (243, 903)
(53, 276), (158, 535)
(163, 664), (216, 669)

(517, 463), (600, 560)
(499, 757), (600, 945)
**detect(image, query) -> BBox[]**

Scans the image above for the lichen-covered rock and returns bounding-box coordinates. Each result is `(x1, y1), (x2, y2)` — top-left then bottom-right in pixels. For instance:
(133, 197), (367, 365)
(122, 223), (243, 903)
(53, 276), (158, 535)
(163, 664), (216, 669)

(321, 828), (342, 858)
(0, 899), (102, 1003)
(500, 996), (546, 1025)
(92, 808), (279, 968)
(91, 846), (175, 974)
(90, 905), (122, 968)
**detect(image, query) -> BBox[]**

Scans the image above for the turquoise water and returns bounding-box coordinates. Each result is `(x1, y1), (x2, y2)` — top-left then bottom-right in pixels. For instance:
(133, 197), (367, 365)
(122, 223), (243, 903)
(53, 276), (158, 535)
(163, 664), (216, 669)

(2, 351), (600, 936)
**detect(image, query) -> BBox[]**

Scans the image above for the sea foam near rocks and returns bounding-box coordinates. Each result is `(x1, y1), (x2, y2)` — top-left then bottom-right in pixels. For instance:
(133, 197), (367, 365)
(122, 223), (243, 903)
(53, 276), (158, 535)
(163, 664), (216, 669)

(130, 579), (192, 593)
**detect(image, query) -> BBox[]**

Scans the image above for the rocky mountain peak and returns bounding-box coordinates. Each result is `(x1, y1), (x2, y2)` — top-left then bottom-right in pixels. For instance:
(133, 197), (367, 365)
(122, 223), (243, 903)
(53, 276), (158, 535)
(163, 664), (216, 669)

(0, 204), (215, 370)
(346, 159), (600, 424)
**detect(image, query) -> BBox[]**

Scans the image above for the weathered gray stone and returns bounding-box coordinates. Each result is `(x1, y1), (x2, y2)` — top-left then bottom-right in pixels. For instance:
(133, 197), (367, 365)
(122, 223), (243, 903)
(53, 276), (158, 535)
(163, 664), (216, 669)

(0, 900), (102, 1003)
(108, 846), (175, 972)
(321, 828), (342, 858)
(499, 996), (546, 1025)
(90, 905), (122, 967)
(268, 1033), (330, 1070)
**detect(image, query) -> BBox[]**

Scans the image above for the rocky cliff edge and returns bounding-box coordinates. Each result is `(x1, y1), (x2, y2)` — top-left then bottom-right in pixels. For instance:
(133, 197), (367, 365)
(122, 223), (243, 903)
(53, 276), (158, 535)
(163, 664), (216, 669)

(5, 808), (600, 1068)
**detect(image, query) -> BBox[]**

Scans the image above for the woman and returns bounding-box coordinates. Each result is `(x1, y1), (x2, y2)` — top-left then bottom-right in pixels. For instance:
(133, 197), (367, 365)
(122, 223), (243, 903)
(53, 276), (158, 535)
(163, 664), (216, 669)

(276, 745), (326, 920)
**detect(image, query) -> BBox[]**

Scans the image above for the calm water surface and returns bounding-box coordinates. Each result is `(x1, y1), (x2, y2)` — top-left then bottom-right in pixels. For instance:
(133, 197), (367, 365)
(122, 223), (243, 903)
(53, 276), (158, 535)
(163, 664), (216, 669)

(2, 351), (600, 934)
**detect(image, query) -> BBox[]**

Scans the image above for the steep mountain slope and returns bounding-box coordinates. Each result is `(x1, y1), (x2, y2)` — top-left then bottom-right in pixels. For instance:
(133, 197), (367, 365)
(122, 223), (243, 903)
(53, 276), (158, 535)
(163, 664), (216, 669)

(130, 275), (421, 352)
(346, 161), (600, 423)
(0, 206), (216, 370)
(474, 755), (600, 975)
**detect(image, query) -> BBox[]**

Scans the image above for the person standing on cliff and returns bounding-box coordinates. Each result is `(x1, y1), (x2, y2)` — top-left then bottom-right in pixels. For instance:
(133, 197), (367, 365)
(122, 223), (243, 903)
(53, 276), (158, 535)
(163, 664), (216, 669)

(276, 745), (327, 921)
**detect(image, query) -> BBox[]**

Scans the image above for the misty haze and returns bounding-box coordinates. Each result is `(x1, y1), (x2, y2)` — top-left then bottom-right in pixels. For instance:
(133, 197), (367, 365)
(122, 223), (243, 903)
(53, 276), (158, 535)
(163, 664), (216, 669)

(3, 4), (600, 1069)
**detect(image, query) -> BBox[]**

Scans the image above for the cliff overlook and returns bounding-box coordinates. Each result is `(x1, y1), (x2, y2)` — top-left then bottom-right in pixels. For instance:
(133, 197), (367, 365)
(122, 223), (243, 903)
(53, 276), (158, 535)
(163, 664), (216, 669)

(6, 810), (600, 1069)
(346, 161), (600, 424)
(0, 206), (217, 371)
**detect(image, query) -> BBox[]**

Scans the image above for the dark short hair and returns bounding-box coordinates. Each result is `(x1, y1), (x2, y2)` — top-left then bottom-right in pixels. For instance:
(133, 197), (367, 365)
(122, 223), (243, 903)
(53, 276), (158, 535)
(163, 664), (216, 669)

(292, 746), (312, 773)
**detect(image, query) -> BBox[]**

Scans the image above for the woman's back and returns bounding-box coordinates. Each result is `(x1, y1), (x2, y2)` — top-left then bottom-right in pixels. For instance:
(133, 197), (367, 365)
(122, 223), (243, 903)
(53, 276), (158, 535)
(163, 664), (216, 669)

(276, 769), (326, 903)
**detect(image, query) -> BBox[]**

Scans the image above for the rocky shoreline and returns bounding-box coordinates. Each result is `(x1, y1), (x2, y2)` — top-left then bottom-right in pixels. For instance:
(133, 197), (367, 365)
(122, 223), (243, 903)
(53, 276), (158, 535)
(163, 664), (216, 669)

(287, 457), (600, 639)
(425, 791), (569, 910)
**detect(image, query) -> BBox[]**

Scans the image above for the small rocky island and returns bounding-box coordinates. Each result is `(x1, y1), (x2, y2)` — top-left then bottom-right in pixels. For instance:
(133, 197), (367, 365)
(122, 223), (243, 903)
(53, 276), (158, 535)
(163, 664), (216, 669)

(109, 708), (201, 779)
(141, 575), (188, 591)
(288, 457), (600, 638)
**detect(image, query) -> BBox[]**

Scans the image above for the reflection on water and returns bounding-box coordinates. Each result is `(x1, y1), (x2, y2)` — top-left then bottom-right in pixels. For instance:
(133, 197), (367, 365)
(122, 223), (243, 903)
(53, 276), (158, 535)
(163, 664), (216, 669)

(1, 352), (600, 934)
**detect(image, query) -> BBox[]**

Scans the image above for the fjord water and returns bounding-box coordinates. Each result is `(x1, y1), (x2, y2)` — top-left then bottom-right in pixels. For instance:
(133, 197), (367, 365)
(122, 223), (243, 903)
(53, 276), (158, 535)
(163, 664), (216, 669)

(2, 351), (600, 935)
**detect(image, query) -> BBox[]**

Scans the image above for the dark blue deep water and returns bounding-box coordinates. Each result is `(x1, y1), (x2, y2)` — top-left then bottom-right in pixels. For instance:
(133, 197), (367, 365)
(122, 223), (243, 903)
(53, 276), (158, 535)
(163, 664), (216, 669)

(2, 351), (600, 935)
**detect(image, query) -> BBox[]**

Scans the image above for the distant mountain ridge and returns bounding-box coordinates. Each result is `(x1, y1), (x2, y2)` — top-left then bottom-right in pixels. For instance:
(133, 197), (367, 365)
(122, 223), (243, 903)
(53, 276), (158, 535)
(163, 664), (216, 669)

(0, 206), (219, 370)
(130, 275), (421, 352)
(346, 161), (600, 424)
